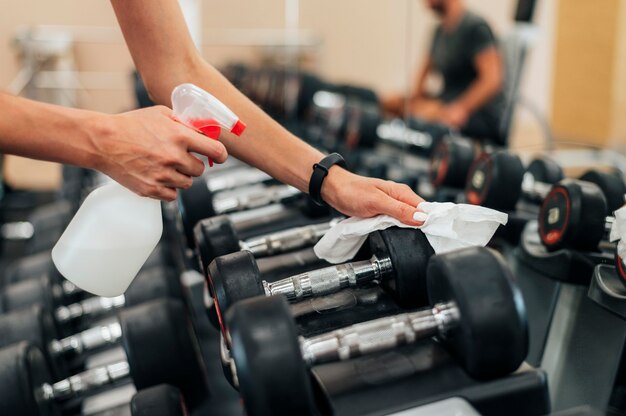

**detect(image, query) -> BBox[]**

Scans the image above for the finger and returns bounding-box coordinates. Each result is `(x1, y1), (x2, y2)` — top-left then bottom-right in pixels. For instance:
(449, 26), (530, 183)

(159, 170), (194, 190)
(173, 152), (205, 177)
(150, 186), (178, 202)
(377, 195), (424, 226)
(182, 131), (228, 164)
(382, 181), (424, 208)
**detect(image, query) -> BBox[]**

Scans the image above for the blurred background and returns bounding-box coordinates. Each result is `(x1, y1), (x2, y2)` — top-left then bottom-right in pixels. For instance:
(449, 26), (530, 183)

(0, 0), (624, 190)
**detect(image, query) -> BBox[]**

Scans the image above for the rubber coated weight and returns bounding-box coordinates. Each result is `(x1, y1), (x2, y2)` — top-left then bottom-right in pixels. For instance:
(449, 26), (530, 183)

(579, 170), (626, 214)
(342, 100), (382, 150)
(0, 342), (58, 416)
(465, 150), (524, 211)
(430, 136), (476, 188)
(616, 251), (626, 288)
(207, 251), (264, 330)
(0, 305), (66, 377)
(368, 228), (434, 308)
(526, 158), (564, 185)
(1, 274), (58, 313)
(194, 215), (241, 274)
(539, 179), (608, 251)
(121, 298), (206, 406)
(3, 251), (57, 286)
(178, 177), (215, 248)
(426, 246), (528, 379)
(131, 384), (188, 416)
(124, 267), (183, 306)
(226, 296), (316, 416)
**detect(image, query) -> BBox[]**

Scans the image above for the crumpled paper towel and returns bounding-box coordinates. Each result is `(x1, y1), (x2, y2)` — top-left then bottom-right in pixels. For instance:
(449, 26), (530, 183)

(610, 206), (626, 261)
(314, 201), (508, 264)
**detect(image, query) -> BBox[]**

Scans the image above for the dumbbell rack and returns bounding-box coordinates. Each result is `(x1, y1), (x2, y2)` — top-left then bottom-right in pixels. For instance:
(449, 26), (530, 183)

(511, 219), (626, 412)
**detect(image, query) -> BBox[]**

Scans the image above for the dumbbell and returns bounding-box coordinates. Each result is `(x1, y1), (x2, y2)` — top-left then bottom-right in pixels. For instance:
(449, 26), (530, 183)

(307, 89), (444, 157)
(1, 267), (183, 334)
(430, 135), (482, 189)
(3, 242), (174, 286)
(193, 213), (343, 274)
(208, 228), (434, 325)
(179, 179), (331, 249)
(538, 178), (623, 252)
(0, 299), (205, 415)
(0, 297), (189, 380)
(464, 151), (564, 211)
(224, 246), (528, 416)
(131, 384), (188, 416)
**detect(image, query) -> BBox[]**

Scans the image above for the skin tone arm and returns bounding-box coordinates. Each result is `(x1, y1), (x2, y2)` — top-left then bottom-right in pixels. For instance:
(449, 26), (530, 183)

(438, 46), (503, 128)
(110, 0), (423, 224)
(0, 93), (224, 201)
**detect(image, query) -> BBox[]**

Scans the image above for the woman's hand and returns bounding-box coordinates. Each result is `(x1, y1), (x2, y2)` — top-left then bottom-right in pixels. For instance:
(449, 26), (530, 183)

(321, 167), (425, 225)
(92, 105), (228, 201)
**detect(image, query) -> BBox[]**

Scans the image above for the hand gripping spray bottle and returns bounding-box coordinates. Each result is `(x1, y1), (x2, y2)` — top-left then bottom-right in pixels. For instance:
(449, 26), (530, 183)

(52, 84), (246, 297)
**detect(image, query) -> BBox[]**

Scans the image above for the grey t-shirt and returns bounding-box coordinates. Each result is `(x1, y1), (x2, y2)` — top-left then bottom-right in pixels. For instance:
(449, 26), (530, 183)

(430, 12), (505, 138)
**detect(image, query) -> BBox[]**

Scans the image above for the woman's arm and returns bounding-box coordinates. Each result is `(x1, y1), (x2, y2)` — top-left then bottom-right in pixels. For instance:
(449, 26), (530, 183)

(111, 0), (424, 224)
(0, 93), (226, 201)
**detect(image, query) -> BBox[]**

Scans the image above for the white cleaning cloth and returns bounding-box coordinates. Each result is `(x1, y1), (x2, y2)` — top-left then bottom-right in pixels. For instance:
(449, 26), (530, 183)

(314, 201), (508, 264)
(610, 206), (626, 261)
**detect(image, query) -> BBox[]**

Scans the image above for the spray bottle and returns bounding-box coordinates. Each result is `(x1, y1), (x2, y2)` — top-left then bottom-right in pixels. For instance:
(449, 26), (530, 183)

(52, 84), (246, 297)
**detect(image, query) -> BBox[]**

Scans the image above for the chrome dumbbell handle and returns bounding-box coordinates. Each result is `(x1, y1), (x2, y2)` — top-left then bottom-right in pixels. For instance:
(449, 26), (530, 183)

(49, 321), (123, 357)
(241, 217), (344, 256)
(213, 184), (301, 214)
(300, 302), (459, 366)
(55, 295), (126, 324)
(376, 120), (433, 149)
(262, 255), (393, 302)
(521, 172), (553, 200)
(38, 360), (130, 402)
(206, 168), (271, 193)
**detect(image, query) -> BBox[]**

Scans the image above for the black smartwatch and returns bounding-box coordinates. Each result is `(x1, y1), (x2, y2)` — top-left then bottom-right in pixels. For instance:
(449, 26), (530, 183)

(309, 153), (346, 206)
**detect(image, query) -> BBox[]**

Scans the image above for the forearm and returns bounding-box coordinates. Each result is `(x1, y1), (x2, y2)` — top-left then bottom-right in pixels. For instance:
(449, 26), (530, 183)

(111, 0), (324, 193)
(0, 93), (104, 169)
(451, 77), (500, 114)
(173, 62), (325, 192)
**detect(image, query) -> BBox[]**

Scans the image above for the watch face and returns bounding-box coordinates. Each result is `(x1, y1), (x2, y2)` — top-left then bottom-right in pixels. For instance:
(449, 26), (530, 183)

(539, 186), (570, 247)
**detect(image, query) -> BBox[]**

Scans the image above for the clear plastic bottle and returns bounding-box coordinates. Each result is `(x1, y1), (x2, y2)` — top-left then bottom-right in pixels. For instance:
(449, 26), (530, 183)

(52, 84), (245, 297)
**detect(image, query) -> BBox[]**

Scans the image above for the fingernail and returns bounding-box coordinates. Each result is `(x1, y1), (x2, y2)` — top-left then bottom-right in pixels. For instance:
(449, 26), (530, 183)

(413, 211), (428, 222)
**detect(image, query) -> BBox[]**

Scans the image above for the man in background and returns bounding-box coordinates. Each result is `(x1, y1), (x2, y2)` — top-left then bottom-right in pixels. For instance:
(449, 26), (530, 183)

(383, 0), (506, 144)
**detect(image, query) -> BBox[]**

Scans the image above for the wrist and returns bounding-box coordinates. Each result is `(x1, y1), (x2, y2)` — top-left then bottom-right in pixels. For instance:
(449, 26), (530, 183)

(320, 165), (352, 207)
(82, 113), (114, 172)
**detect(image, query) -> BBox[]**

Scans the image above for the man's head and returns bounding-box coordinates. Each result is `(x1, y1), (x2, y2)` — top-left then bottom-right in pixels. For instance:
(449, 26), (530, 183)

(425, 0), (460, 17)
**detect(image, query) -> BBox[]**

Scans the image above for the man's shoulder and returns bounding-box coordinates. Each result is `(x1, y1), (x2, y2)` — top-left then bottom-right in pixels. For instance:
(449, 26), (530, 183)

(461, 11), (492, 30)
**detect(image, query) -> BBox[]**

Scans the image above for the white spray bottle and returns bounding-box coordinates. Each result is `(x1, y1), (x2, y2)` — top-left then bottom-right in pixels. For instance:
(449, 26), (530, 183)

(52, 84), (246, 297)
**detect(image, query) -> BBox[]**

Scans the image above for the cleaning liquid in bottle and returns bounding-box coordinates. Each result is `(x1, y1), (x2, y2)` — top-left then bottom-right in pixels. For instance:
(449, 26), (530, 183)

(52, 83), (246, 297)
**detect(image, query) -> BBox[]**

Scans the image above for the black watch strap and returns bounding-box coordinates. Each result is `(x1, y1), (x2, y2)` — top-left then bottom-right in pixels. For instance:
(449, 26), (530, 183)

(309, 153), (346, 206)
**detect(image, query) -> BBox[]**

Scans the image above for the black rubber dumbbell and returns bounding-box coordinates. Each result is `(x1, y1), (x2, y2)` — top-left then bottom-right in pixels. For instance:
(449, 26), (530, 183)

(179, 178), (330, 249)
(306, 89), (444, 157)
(616, 247), (626, 288)
(430, 136), (481, 189)
(131, 384), (188, 416)
(194, 214), (343, 274)
(0, 299), (206, 415)
(224, 246), (528, 416)
(2, 242), (174, 287)
(0, 297), (190, 380)
(464, 151), (563, 211)
(538, 179), (620, 252)
(208, 228), (434, 322)
(0, 267), (183, 334)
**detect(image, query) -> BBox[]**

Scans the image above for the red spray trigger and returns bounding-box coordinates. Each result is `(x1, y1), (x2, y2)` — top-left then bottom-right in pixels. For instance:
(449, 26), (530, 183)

(198, 124), (221, 140)
(197, 124), (221, 167)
